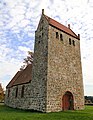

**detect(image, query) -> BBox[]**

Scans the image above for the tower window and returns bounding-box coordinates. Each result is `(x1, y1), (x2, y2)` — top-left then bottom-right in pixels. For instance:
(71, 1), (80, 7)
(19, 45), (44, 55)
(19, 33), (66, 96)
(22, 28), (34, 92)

(38, 35), (41, 44)
(42, 27), (43, 30)
(73, 40), (75, 46)
(39, 35), (41, 39)
(69, 38), (71, 45)
(56, 32), (59, 39)
(15, 86), (18, 98)
(21, 85), (24, 98)
(60, 34), (63, 41)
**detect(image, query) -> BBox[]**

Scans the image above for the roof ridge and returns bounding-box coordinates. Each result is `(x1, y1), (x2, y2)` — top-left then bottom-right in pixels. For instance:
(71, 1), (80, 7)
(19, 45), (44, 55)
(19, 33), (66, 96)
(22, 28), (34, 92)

(44, 14), (67, 28)
(12, 64), (32, 86)
(6, 64), (33, 88)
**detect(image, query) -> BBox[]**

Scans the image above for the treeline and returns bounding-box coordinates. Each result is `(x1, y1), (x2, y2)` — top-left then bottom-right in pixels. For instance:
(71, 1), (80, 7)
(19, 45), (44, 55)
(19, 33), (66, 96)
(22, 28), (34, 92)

(85, 96), (93, 104)
(0, 84), (4, 102)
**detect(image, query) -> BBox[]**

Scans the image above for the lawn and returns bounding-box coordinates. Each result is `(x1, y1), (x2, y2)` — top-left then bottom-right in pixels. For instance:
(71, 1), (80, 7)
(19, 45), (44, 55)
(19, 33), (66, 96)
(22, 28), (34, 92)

(0, 104), (93, 120)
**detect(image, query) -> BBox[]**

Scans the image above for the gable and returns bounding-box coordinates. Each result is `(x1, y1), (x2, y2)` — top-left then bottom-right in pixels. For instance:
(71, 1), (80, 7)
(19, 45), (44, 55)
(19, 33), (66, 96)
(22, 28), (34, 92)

(41, 9), (79, 40)
(36, 13), (49, 32)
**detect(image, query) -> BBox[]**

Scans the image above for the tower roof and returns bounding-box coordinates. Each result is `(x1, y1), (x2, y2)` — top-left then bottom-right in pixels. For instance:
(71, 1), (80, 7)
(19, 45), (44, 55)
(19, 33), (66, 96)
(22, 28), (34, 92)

(43, 10), (80, 40)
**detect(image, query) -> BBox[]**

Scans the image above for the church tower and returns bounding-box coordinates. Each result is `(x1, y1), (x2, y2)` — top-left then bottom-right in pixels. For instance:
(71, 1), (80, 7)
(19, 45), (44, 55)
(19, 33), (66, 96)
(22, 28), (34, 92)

(31, 9), (84, 112)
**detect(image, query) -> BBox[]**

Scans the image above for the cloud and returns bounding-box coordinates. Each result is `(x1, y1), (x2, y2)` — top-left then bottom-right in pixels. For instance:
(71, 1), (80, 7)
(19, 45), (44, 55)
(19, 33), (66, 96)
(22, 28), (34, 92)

(0, 55), (22, 90)
(18, 46), (31, 54)
(0, 0), (93, 96)
(84, 85), (93, 96)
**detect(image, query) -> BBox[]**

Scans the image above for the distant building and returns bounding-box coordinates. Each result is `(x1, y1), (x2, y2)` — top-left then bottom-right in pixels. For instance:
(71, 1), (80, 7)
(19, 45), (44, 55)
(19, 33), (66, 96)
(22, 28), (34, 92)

(5, 9), (84, 112)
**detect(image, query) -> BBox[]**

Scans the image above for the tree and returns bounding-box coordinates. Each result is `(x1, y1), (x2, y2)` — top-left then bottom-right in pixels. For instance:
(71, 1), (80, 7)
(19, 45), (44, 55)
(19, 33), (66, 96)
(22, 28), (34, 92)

(0, 84), (4, 102)
(20, 51), (34, 71)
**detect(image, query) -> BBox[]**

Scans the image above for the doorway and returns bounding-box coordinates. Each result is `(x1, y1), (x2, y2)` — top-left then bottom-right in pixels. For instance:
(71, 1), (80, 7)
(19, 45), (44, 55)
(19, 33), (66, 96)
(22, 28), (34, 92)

(62, 91), (74, 110)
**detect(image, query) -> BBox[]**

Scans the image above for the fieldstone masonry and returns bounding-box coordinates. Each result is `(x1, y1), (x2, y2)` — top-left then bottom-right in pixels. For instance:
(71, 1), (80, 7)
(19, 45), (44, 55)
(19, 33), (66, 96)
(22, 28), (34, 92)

(5, 9), (84, 112)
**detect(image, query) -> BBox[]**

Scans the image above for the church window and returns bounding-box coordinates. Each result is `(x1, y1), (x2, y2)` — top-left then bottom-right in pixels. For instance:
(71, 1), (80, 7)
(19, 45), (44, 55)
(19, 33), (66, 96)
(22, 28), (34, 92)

(8, 89), (10, 97)
(21, 85), (24, 98)
(73, 40), (75, 46)
(69, 38), (71, 45)
(60, 34), (63, 41)
(15, 86), (18, 98)
(56, 32), (59, 39)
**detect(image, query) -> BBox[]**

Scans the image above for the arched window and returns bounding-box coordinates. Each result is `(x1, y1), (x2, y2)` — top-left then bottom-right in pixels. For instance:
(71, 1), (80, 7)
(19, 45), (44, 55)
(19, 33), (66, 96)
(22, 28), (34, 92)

(21, 85), (24, 98)
(15, 86), (18, 98)
(8, 89), (10, 97)
(60, 34), (63, 41)
(56, 32), (59, 39)
(72, 40), (75, 46)
(69, 38), (71, 45)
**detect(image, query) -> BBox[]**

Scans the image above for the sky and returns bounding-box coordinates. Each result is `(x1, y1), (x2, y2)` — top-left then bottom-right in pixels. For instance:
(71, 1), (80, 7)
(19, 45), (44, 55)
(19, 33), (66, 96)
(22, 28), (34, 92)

(0, 0), (93, 96)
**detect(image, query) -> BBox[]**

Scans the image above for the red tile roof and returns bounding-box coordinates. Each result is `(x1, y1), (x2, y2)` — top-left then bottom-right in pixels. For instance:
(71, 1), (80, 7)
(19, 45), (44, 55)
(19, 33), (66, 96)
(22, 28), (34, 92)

(6, 71), (22, 88)
(6, 64), (32, 88)
(44, 15), (79, 40)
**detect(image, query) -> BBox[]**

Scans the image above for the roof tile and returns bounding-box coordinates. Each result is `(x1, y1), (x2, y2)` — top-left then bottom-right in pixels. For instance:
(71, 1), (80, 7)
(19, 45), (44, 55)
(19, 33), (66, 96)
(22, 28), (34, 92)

(6, 64), (32, 88)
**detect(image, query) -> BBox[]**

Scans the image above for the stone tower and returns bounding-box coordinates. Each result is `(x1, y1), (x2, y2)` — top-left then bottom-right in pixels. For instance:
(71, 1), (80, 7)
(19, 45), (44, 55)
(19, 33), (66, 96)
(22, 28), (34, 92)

(31, 9), (84, 112)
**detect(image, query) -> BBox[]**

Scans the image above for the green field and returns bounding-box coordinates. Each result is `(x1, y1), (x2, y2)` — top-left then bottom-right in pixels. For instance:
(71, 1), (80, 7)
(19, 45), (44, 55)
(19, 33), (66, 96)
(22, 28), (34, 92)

(0, 104), (93, 120)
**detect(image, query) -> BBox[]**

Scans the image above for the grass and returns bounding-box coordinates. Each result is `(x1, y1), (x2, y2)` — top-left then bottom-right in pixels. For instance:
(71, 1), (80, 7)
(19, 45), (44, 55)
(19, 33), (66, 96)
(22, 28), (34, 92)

(0, 104), (93, 120)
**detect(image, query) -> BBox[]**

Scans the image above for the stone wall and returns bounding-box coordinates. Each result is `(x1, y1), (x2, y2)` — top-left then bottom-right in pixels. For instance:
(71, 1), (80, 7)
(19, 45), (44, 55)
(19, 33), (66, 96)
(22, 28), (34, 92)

(29, 14), (49, 112)
(5, 83), (32, 109)
(46, 25), (84, 112)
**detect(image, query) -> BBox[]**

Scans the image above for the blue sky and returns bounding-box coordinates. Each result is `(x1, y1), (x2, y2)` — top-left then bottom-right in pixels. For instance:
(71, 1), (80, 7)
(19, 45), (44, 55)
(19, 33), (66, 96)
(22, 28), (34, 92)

(0, 0), (93, 96)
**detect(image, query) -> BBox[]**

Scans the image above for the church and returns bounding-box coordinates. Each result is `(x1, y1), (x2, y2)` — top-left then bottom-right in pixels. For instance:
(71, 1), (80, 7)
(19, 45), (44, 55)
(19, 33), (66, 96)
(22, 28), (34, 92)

(5, 9), (84, 112)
